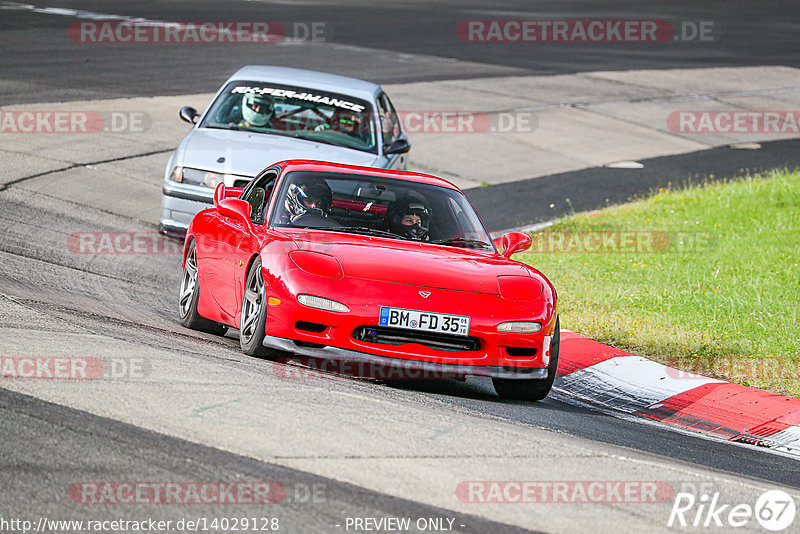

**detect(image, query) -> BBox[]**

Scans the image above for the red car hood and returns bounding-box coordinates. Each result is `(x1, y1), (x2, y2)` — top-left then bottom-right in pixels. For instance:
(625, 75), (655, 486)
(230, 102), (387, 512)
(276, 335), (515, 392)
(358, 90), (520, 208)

(277, 229), (531, 294)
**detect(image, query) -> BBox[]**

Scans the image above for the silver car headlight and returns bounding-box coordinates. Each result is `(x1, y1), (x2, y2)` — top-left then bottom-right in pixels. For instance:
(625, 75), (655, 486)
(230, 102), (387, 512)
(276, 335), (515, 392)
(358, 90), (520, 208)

(170, 167), (222, 188)
(170, 167), (250, 189)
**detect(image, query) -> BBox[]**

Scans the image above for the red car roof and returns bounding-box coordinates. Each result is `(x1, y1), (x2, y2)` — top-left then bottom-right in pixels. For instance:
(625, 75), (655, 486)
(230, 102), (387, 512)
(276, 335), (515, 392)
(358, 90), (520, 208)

(271, 160), (461, 191)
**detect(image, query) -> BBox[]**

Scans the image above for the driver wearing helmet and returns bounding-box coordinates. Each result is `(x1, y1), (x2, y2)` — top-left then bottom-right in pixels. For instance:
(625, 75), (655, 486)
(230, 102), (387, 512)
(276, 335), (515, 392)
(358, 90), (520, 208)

(388, 196), (431, 241)
(284, 179), (333, 222)
(239, 92), (274, 128)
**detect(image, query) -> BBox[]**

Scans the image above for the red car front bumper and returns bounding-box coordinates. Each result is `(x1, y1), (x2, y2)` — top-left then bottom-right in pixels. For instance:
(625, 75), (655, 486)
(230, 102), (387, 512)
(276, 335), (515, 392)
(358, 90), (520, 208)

(262, 266), (556, 378)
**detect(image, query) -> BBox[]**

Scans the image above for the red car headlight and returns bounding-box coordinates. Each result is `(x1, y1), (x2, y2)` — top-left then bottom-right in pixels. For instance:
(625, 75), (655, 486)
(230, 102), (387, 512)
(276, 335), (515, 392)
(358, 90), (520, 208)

(289, 250), (344, 279)
(497, 275), (544, 300)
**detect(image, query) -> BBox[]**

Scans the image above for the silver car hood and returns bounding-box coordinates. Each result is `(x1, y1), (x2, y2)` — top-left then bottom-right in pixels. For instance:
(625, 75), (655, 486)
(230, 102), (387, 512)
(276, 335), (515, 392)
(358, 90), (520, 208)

(178, 128), (381, 178)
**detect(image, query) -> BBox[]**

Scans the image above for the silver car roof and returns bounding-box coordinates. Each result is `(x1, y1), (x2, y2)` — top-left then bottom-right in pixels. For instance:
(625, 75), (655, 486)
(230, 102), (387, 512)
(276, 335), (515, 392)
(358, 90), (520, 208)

(227, 66), (382, 103)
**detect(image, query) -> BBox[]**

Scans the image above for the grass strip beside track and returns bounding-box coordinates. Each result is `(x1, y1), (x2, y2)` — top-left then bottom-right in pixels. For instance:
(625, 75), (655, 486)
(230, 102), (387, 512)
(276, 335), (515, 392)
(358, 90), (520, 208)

(518, 169), (800, 397)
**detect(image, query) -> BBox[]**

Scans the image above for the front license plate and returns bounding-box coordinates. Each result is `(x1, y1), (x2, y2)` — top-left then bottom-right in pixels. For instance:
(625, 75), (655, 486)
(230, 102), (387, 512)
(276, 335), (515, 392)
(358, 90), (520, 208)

(379, 306), (470, 336)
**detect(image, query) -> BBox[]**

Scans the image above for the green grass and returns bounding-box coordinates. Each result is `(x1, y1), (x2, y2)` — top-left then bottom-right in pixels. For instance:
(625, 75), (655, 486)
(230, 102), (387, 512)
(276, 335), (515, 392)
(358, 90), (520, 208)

(517, 169), (800, 397)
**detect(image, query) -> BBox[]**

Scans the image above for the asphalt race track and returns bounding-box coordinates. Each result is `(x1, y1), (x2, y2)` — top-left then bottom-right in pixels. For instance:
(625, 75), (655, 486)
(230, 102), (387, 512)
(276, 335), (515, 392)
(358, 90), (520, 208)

(2, 0), (800, 104)
(1, 2), (800, 533)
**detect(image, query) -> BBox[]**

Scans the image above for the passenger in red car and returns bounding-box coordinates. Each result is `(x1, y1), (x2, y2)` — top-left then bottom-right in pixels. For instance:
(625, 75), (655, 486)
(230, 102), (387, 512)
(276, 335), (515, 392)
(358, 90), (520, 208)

(388, 196), (431, 241)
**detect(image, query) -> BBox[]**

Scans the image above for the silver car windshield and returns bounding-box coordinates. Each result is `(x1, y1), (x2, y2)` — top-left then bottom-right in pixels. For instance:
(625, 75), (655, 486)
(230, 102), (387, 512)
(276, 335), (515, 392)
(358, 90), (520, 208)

(200, 81), (378, 154)
(270, 171), (495, 251)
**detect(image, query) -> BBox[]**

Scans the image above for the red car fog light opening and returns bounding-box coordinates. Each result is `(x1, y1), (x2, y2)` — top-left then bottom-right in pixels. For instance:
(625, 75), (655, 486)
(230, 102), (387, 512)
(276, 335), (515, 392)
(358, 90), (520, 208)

(289, 250), (344, 279)
(297, 294), (349, 313)
(497, 321), (542, 333)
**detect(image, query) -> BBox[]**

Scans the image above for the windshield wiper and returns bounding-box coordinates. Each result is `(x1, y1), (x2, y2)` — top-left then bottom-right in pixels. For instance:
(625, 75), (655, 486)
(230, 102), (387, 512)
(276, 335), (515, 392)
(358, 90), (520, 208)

(431, 237), (492, 249)
(334, 226), (402, 239)
(206, 124), (245, 131)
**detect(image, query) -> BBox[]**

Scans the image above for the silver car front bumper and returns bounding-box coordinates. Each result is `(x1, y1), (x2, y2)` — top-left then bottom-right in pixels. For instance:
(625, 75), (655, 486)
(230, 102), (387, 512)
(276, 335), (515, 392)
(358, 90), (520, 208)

(159, 181), (215, 234)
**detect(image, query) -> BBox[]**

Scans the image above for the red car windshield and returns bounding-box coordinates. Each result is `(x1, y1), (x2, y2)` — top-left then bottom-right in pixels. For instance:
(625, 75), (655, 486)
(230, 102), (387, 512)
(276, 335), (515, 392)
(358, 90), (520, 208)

(270, 171), (495, 251)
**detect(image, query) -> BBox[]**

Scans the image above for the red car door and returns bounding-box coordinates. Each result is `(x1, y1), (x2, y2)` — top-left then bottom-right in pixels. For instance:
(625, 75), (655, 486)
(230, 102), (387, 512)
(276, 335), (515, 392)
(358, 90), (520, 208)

(196, 211), (246, 321)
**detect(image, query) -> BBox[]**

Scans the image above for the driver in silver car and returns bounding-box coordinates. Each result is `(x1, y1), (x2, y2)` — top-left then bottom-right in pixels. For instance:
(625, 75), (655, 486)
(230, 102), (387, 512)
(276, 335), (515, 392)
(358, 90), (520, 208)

(239, 92), (275, 128)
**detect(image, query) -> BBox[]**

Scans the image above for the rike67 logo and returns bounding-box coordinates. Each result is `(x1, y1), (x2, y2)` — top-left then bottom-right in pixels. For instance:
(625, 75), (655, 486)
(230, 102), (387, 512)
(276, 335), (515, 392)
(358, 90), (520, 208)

(669, 487), (796, 531)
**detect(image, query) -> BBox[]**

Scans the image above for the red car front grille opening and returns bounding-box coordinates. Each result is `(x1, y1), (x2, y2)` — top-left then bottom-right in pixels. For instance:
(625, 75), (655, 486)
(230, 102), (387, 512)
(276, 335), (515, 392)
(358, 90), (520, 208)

(296, 321), (328, 333)
(352, 326), (481, 352)
(505, 346), (538, 357)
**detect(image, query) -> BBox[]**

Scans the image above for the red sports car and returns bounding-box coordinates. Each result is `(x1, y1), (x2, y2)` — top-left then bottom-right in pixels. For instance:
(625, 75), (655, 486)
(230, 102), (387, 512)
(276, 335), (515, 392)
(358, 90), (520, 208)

(179, 160), (558, 400)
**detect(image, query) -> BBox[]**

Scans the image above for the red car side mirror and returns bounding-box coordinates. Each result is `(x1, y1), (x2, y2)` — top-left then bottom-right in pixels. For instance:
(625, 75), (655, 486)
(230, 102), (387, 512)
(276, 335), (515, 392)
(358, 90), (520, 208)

(213, 182), (226, 208)
(217, 198), (255, 232)
(501, 232), (532, 259)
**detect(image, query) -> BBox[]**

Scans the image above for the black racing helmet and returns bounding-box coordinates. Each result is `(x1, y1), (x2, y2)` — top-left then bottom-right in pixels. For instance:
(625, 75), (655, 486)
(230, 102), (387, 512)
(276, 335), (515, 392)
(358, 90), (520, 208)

(388, 195), (431, 240)
(284, 178), (333, 220)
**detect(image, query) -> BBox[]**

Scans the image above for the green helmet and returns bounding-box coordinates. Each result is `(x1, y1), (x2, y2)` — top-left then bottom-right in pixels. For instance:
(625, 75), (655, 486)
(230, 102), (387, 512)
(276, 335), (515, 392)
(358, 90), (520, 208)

(242, 93), (274, 127)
